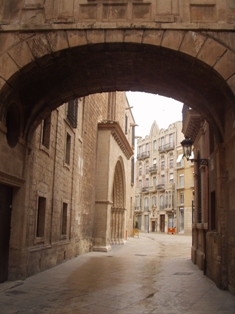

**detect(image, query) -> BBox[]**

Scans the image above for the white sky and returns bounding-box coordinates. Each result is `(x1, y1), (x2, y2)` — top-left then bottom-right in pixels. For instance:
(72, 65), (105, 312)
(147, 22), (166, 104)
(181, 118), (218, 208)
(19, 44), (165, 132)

(126, 92), (183, 138)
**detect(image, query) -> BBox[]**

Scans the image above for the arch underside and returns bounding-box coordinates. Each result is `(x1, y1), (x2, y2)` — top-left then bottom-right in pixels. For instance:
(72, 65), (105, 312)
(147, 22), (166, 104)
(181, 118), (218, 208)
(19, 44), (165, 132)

(0, 42), (234, 141)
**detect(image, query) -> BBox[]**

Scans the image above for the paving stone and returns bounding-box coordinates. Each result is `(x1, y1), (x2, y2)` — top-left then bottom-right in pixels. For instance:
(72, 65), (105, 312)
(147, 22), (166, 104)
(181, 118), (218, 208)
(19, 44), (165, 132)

(0, 233), (234, 314)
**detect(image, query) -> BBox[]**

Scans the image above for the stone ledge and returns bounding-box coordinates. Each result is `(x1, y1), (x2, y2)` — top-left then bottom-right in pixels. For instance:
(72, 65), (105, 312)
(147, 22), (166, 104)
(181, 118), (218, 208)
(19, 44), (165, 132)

(1, 22), (235, 32)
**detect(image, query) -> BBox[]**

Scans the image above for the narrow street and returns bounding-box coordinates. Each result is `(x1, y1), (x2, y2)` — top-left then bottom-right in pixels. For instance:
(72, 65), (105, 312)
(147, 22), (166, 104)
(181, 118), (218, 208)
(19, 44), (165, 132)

(0, 233), (234, 314)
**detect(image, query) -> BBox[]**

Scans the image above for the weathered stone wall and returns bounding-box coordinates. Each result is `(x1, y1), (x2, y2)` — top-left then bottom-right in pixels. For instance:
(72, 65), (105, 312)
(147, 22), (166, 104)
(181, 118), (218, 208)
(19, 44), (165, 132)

(0, 0), (234, 29)
(0, 91), (134, 280)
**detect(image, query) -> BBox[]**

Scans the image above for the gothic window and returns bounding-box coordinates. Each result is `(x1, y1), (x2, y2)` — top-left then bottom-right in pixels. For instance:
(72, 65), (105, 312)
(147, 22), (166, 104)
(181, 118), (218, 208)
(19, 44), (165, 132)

(131, 157), (134, 184)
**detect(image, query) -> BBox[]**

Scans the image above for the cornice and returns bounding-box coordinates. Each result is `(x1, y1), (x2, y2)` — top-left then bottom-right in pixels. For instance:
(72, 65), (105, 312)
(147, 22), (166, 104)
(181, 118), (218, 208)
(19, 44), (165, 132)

(98, 120), (134, 160)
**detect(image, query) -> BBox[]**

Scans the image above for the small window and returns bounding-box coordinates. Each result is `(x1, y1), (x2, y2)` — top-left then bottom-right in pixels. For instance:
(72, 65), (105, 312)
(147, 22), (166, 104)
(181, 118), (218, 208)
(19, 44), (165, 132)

(36, 197), (46, 238)
(132, 126), (135, 147)
(41, 114), (51, 149)
(146, 143), (149, 152)
(179, 174), (184, 187)
(153, 140), (157, 150)
(131, 157), (134, 184)
(61, 203), (68, 236)
(152, 196), (157, 206)
(146, 178), (149, 187)
(153, 176), (157, 186)
(180, 192), (184, 204)
(65, 132), (71, 165)
(67, 99), (78, 128)
(125, 114), (128, 134)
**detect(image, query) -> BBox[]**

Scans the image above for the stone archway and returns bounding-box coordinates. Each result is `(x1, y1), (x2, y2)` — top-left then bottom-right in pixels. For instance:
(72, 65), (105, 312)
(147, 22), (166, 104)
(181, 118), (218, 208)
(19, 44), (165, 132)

(0, 28), (235, 292)
(0, 30), (235, 143)
(111, 159), (126, 245)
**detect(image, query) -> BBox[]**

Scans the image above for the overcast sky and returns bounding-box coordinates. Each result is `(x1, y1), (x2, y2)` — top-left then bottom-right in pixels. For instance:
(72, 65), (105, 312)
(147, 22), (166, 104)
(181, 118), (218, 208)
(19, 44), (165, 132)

(126, 92), (184, 138)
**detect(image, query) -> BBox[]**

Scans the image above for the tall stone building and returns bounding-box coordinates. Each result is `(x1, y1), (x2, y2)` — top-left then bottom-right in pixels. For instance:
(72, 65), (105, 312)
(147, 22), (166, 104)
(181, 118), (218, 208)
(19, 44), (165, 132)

(182, 104), (235, 293)
(134, 120), (194, 234)
(0, 92), (135, 282)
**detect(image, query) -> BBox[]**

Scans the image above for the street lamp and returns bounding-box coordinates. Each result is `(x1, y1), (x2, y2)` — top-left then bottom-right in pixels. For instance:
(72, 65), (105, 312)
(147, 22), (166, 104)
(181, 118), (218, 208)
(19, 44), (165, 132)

(181, 137), (208, 166)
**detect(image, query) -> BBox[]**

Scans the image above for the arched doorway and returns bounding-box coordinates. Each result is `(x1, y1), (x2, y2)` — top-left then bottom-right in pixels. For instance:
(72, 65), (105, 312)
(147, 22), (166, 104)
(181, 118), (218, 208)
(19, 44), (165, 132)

(111, 159), (126, 245)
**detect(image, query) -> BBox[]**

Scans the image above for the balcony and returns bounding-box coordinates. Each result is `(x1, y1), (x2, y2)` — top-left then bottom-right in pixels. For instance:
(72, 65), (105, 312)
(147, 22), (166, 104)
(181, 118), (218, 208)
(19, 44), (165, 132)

(142, 187), (149, 193)
(135, 206), (142, 213)
(137, 151), (150, 160)
(149, 165), (157, 173)
(176, 184), (184, 190)
(156, 184), (165, 191)
(166, 182), (175, 190)
(182, 105), (202, 141)
(144, 206), (150, 212)
(158, 143), (174, 153)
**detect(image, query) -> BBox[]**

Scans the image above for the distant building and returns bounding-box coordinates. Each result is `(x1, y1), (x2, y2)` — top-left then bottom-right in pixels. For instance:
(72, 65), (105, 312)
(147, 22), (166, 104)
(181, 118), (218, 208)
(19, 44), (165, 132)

(134, 120), (194, 234)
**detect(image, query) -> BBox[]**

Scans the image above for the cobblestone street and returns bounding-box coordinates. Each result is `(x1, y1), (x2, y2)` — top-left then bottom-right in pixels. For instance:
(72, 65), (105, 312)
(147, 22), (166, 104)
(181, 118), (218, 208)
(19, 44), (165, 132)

(0, 233), (234, 314)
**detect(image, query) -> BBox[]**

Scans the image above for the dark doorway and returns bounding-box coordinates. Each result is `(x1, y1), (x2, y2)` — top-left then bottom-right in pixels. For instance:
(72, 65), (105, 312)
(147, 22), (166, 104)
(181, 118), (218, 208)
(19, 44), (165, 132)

(151, 221), (155, 232)
(160, 215), (165, 232)
(0, 184), (13, 283)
